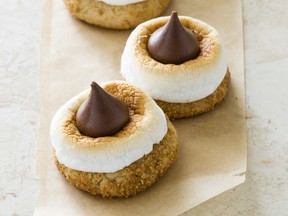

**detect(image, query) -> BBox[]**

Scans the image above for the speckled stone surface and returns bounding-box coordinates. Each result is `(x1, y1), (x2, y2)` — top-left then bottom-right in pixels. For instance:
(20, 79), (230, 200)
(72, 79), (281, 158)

(0, 0), (288, 215)
(0, 1), (41, 216)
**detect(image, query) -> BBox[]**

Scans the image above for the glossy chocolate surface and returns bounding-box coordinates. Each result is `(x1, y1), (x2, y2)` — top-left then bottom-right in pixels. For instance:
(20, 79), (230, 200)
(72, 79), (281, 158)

(76, 82), (129, 138)
(148, 11), (200, 64)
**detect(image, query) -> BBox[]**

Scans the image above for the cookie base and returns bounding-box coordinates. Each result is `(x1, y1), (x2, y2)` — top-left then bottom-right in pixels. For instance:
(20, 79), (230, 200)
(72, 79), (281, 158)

(54, 117), (178, 198)
(63, 0), (171, 30)
(156, 70), (231, 119)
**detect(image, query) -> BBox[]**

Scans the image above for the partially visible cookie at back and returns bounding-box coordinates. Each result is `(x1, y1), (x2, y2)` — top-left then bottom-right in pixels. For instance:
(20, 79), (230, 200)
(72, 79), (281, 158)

(63, 0), (172, 30)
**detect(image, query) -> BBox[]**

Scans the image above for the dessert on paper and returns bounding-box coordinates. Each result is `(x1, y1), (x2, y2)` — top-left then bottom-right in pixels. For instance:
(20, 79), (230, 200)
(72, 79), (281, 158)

(121, 11), (230, 119)
(35, 0), (246, 215)
(50, 81), (178, 198)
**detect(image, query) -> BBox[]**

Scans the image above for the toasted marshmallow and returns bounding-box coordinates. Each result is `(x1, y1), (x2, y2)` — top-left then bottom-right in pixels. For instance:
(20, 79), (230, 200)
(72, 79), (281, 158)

(99, 0), (145, 6)
(50, 81), (167, 173)
(121, 16), (227, 103)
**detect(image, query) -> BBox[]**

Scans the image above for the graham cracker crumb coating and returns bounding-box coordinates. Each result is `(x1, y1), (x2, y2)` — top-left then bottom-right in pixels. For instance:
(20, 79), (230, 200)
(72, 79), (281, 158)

(63, 0), (171, 30)
(54, 117), (178, 198)
(156, 70), (231, 119)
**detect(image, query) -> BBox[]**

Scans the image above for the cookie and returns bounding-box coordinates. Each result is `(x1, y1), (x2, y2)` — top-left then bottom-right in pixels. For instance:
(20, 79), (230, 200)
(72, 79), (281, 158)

(63, 0), (171, 29)
(54, 117), (178, 198)
(121, 12), (230, 118)
(50, 81), (179, 197)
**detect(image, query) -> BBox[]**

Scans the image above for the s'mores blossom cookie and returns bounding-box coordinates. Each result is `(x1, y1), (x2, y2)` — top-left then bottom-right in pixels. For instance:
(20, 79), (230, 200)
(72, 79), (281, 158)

(121, 12), (230, 119)
(50, 81), (178, 198)
(63, 0), (172, 30)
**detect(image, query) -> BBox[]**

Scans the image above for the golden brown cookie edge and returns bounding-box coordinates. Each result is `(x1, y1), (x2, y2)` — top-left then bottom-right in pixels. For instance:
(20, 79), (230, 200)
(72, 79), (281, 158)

(156, 70), (231, 119)
(63, 0), (171, 30)
(53, 117), (179, 198)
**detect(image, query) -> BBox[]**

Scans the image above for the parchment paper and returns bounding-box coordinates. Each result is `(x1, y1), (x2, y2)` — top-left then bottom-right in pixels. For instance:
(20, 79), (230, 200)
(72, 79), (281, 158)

(35, 0), (246, 215)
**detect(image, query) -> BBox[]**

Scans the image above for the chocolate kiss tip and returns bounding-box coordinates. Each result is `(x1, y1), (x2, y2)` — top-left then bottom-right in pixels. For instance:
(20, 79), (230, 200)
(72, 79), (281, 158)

(76, 81), (130, 138)
(171, 11), (177, 16)
(91, 81), (97, 87)
(90, 81), (102, 91)
(147, 10), (200, 65)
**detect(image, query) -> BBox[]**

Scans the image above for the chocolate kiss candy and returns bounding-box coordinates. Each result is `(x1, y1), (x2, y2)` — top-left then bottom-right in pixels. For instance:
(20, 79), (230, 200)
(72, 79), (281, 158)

(148, 11), (200, 65)
(76, 81), (130, 138)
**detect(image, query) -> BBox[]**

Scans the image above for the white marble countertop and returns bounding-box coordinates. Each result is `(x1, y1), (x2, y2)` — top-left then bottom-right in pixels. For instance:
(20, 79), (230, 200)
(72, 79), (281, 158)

(1, 0), (288, 215)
